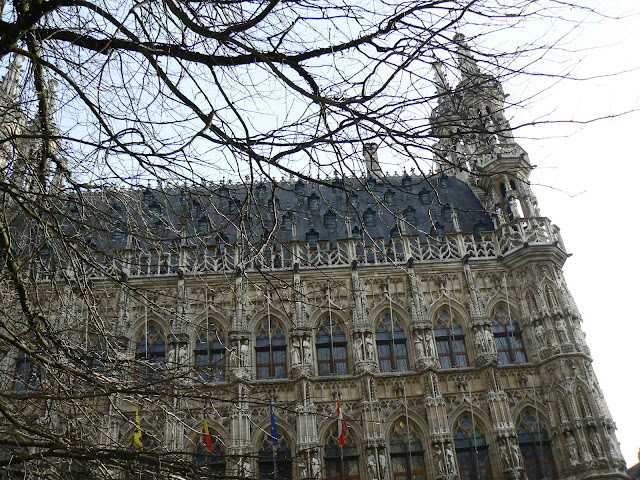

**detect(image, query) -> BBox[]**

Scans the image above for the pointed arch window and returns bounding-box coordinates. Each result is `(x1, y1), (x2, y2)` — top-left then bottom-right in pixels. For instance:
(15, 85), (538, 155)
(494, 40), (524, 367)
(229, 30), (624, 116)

(195, 325), (225, 383)
(491, 306), (526, 365)
(325, 434), (360, 480)
(258, 438), (292, 480)
(434, 309), (468, 369)
(454, 416), (492, 480)
(517, 410), (558, 480)
(14, 349), (41, 391)
(256, 319), (287, 379)
(316, 315), (348, 376)
(135, 323), (166, 384)
(195, 439), (226, 477)
(375, 312), (408, 372)
(390, 420), (427, 480)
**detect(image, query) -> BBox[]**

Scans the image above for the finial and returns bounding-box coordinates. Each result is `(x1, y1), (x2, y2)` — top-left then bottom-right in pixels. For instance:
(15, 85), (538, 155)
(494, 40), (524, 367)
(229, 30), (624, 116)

(0, 54), (25, 99)
(432, 60), (450, 94)
(453, 33), (481, 78)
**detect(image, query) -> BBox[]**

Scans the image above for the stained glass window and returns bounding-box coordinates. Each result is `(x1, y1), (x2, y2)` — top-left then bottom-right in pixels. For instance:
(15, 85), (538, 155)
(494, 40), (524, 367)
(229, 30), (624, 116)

(316, 316), (348, 376)
(390, 421), (427, 480)
(325, 435), (360, 480)
(135, 324), (166, 384)
(258, 439), (292, 480)
(256, 319), (287, 379)
(375, 312), (408, 372)
(434, 309), (468, 369)
(454, 416), (492, 480)
(491, 307), (526, 365)
(195, 326), (225, 383)
(517, 410), (558, 480)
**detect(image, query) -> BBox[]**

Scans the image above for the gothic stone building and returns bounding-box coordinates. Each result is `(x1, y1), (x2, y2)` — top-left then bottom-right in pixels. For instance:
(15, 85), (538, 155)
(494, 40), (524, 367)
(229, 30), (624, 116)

(0, 37), (630, 480)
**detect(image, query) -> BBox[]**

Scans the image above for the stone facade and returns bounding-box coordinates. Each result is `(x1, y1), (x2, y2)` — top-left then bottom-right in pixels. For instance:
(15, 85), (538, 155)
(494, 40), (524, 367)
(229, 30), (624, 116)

(0, 36), (630, 480)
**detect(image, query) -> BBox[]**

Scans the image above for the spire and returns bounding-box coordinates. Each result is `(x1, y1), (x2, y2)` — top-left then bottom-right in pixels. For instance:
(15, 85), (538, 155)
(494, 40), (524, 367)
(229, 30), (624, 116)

(432, 60), (450, 96)
(1, 54), (25, 100)
(453, 33), (481, 79)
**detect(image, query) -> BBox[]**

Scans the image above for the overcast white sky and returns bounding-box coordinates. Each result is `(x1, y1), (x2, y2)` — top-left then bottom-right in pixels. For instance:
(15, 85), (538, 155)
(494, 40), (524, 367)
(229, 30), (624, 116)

(510, 0), (640, 467)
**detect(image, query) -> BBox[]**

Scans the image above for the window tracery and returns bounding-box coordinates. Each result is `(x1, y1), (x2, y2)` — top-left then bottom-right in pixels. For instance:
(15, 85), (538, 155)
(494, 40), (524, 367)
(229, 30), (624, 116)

(258, 437), (292, 480)
(325, 434), (360, 480)
(316, 315), (348, 376)
(195, 325), (225, 383)
(135, 323), (166, 384)
(517, 410), (558, 479)
(389, 420), (427, 480)
(434, 309), (468, 369)
(375, 312), (408, 372)
(491, 306), (526, 365)
(255, 318), (287, 379)
(453, 415), (492, 480)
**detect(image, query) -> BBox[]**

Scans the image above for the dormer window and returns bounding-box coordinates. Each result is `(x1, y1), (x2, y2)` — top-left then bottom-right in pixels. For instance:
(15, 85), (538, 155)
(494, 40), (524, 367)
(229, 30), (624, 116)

(295, 179), (306, 195)
(256, 183), (267, 201)
(404, 206), (416, 225)
(324, 210), (337, 230)
(401, 173), (412, 187)
(306, 229), (319, 249)
(282, 213), (293, 233)
(418, 187), (431, 205)
(351, 225), (361, 237)
(367, 175), (377, 188)
(440, 172), (449, 188)
(308, 193), (320, 212)
(363, 208), (376, 227)
(384, 189), (395, 207)
(390, 224), (400, 238)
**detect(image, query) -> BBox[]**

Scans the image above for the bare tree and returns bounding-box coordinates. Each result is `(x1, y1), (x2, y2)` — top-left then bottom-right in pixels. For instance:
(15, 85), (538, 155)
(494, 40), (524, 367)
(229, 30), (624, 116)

(0, 0), (625, 479)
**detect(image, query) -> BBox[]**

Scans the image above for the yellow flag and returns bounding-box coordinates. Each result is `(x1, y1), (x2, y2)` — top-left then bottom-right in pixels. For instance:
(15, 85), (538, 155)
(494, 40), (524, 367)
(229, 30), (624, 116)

(134, 408), (143, 451)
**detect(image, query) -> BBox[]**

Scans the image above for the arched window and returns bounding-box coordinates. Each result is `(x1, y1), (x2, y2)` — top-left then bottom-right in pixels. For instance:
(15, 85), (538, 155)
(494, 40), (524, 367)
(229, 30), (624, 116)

(256, 319), (287, 379)
(258, 438), (292, 480)
(135, 323), (166, 384)
(325, 434), (360, 480)
(434, 309), (468, 369)
(195, 439), (226, 477)
(14, 349), (41, 391)
(491, 306), (526, 365)
(195, 325), (225, 383)
(316, 315), (348, 376)
(454, 416), (492, 480)
(517, 410), (558, 479)
(390, 420), (427, 480)
(375, 312), (408, 372)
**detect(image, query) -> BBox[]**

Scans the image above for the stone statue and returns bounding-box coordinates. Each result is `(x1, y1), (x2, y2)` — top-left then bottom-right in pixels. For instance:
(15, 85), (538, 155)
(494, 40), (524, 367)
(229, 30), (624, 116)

(367, 453), (377, 479)
(378, 451), (387, 478)
(445, 444), (456, 472)
(500, 443), (512, 468)
(238, 458), (252, 477)
(475, 328), (487, 352)
(239, 340), (249, 367)
(178, 344), (189, 366)
(311, 453), (321, 478)
(566, 432), (578, 464)
(556, 317), (570, 344)
(605, 428), (619, 456)
(483, 328), (495, 353)
(534, 323), (546, 348)
(424, 333), (436, 358)
(302, 337), (312, 364)
(299, 460), (308, 479)
(509, 439), (522, 469)
(354, 335), (363, 361)
(292, 338), (301, 365)
(433, 444), (445, 474)
(414, 332), (426, 359)
(589, 429), (602, 458)
(365, 333), (375, 359)
(167, 345), (175, 364)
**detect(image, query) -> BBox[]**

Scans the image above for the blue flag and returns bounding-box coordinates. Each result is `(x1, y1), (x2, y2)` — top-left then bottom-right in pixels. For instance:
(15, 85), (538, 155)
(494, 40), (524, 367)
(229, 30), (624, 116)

(270, 400), (278, 445)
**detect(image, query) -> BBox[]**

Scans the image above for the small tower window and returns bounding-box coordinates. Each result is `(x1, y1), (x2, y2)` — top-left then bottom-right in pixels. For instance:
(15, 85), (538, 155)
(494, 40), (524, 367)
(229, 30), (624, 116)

(324, 209), (337, 230)
(307, 229), (319, 249)
(404, 206), (416, 225)
(308, 192), (320, 211)
(295, 179), (305, 195)
(418, 187), (431, 205)
(384, 189), (396, 207)
(363, 208), (376, 227)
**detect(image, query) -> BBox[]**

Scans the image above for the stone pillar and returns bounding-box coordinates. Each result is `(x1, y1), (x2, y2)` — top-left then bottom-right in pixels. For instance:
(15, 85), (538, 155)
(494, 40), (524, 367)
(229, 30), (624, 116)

(296, 379), (318, 479)
(423, 372), (457, 480)
(351, 264), (376, 373)
(229, 383), (252, 475)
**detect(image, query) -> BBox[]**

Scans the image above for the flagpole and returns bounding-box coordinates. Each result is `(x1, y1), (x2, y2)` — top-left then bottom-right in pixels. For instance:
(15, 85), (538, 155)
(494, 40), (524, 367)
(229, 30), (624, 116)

(270, 393), (279, 480)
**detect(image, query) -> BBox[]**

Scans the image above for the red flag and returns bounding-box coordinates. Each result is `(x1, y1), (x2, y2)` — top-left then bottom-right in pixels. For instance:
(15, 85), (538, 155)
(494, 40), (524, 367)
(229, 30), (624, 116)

(203, 418), (213, 452)
(337, 399), (346, 446)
